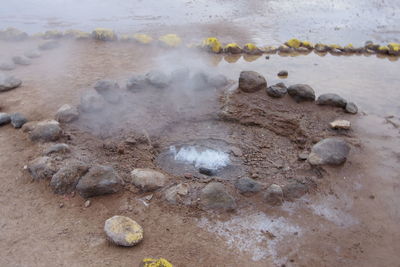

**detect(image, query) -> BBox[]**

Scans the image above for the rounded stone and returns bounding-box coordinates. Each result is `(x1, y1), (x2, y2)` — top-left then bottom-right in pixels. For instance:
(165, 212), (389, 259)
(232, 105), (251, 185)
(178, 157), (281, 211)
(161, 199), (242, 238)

(55, 104), (79, 123)
(308, 138), (350, 166)
(200, 182), (236, 211)
(104, 216), (143, 247)
(29, 120), (61, 142)
(264, 184), (283, 205)
(0, 73), (22, 92)
(235, 177), (262, 194)
(127, 75), (147, 92)
(12, 56), (31, 66)
(130, 168), (167, 192)
(277, 70), (288, 77)
(0, 112), (11, 126)
(239, 71), (267, 93)
(316, 93), (347, 108)
(10, 112), (27, 128)
(345, 102), (358, 114)
(282, 182), (309, 200)
(287, 84), (316, 102)
(266, 83), (287, 98)
(146, 70), (170, 88)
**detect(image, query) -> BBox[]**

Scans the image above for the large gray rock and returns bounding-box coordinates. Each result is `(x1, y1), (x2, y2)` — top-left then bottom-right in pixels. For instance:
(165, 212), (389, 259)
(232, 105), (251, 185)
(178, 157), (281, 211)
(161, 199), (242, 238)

(238, 71), (267, 93)
(316, 93), (347, 108)
(12, 56), (31, 66)
(146, 70), (169, 88)
(28, 156), (57, 180)
(104, 216), (143, 246)
(76, 165), (124, 198)
(126, 75), (147, 92)
(43, 143), (70, 155)
(80, 90), (106, 112)
(94, 80), (119, 94)
(266, 82), (287, 98)
(10, 112), (27, 128)
(38, 40), (60, 50)
(287, 84), (316, 102)
(29, 120), (61, 142)
(0, 62), (16, 71)
(200, 182), (236, 211)
(264, 184), (283, 205)
(235, 177), (262, 194)
(0, 113), (11, 126)
(345, 102), (358, 114)
(55, 104), (79, 123)
(282, 182), (309, 200)
(50, 160), (89, 194)
(0, 73), (22, 92)
(308, 138), (350, 166)
(130, 168), (167, 191)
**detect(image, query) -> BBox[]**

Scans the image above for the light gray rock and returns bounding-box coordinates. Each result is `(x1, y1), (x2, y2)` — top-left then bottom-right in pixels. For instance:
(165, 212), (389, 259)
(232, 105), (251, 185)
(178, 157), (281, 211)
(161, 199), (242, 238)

(238, 71), (267, 93)
(0, 62), (16, 71)
(266, 82), (287, 98)
(10, 112), (27, 128)
(208, 74), (228, 88)
(163, 183), (189, 204)
(80, 90), (106, 112)
(50, 160), (89, 194)
(24, 50), (41, 59)
(191, 71), (210, 90)
(104, 216), (143, 246)
(283, 181), (309, 200)
(28, 156), (57, 180)
(126, 75), (147, 92)
(0, 113), (11, 126)
(308, 138), (350, 166)
(12, 56), (31, 66)
(130, 168), (167, 191)
(200, 182), (236, 211)
(21, 121), (37, 132)
(76, 165), (124, 198)
(94, 80), (119, 94)
(264, 184), (283, 205)
(316, 93), (347, 108)
(170, 68), (190, 83)
(146, 70), (170, 88)
(29, 120), (61, 142)
(235, 177), (262, 194)
(38, 40), (60, 50)
(287, 84), (316, 102)
(43, 143), (70, 155)
(345, 102), (358, 114)
(55, 104), (79, 123)
(0, 73), (22, 92)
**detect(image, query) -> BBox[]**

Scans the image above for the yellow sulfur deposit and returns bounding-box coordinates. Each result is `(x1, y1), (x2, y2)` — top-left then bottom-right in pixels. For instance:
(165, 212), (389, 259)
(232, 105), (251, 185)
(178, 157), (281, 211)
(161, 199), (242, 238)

(92, 28), (117, 41)
(301, 41), (314, 49)
(378, 45), (389, 52)
(64, 30), (90, 40)
(329, 44), (343, 50)
(286, 38), (301, 48)
(202, 37), (222, 53)
(243, 43), (262, 54)
(104, 216), (143, 246)
(134, 33), (153, 44)
(43, 30), (63, 39)
(223, 43), (242, 54)
(159, 34), (181, 47)
(142, 258), (173, 267)
(264, 46), (278, 53)
(388, 43), (400, 55)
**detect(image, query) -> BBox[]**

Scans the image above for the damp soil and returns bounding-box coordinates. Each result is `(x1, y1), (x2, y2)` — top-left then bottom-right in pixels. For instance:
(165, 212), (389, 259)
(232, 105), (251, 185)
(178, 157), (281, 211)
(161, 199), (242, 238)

(1, 39), (400, 267)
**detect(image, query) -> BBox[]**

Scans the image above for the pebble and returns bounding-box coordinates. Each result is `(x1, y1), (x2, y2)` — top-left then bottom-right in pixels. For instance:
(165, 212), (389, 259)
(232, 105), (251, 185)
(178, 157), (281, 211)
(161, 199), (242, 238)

(330, 119), (351, 130)
(0, 112), (11, 126)
(84, 200), (91, 207)
(10, 112), (27, 128)
(277, 70), (288, 77)
(345, 102), (358, 114)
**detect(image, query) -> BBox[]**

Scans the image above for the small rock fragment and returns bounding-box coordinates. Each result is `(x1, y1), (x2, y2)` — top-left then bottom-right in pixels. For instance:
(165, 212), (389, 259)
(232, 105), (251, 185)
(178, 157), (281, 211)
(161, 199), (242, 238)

(0, 112), (11, 125)
(200, 182), (236, 211)
(345, 102), (358, 114)
(199, 167), (216, 176)
(264, 184), (283, 205)
(43, 143), (70, 155)
(235, 177), (262, 194)
(55, 104), (79, 123)
(141, 258), (173, 267)
(266, 82), (287, 98)
(104, 216), (143, 246)
(130, 168), (167, 191)
(84, 200), (91, 207)
(50, 160), (89, 194)
(283, 181), (309, 200)
(10, 112), (27, 128)
(164, 183), (189, 204)
(330, 119), (351, 130)
(277, 70), (288, 77)
(28, 156), (57, 180)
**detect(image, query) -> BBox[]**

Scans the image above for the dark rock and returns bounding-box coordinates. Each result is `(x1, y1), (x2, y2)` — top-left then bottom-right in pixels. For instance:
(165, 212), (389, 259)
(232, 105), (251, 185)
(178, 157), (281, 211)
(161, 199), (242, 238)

(24, 50), (41, 59)
(28, 156), (57, 180)
(38, 40), (60, 50)
(0, 113), (11, 126)
(199, 167), (216, 176)
(0, 73), (22, 92)
(146, 70), (169, 88)
(287, 84), (316, 102)
(10, 112), (27, 128)
(130, 168), (167, 191)
(264, 184), (283, 205)
(316, 93), (347, 108)
(208, 74), (228, 88)
(126, 75), (147, 92)
(12, 56), (31, 66)
(235, 177), (262, 194)
(43, 143), (70, 155)
(277, 70), (288, 77)
(266, 82), (287, 98)
(55, 104), (79, 123)
(200, 182), (236, 211)
(29, 120), (61, 142)
(0, 62), (16, 71)
(76, 165), (124, 198)
(308, 138), (350, 166)
(238, 71), (267, 93)
(80, 90), (106, 112)
(345, 102), (358, 114)
(283, 181), (309, 200)
(94, 80), (119, 94)
(50, 160), (89, 194)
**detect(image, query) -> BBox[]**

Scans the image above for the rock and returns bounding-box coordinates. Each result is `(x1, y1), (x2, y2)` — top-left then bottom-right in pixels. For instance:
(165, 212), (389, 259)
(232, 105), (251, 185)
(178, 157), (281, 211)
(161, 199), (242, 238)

(330, 119), (351, 130)
(76, 165), (124, 198)
(199, 167), (216, 176)
(308, 138), (350, 166)
(84, 199), (91, 207)
(0, 62), (16, 71)
(24, 50), (41, 59)
(146, 71), (170, 88)
(10, 112), (27, 128)
(208, 74), (228, 88)
(230, 147), (243, 157)
(94, 80), (119, 94)
(264, 184), (283, 205)
(345, 102), (358, 114)
(266, 82), (287, 98)
(298, 153), (309, 161)
(235, 177), (262, 194)
(21, 121), (37, 132)
(50, 160), (89, 194)
(55, 104), (79, 123)
(126, 75), (148, 92)
(0, 73), (22, 92)
(80, 90), (106, 112)
(0, 113), (11, 126)
(92, 28), (117, 41)
(316, 93), (347, 108)
(0, 27), (28, 41)
(130, 168), (167, 191)
(283, 181), (309, 200)
(238, 71), (267, 93)
(12, 56), (31, 66)
(287, 84), (316, 102)
(43, 30), (63, 39)
(277, 70), (288, 77)
(28, 156), (57, 180)
(38, 40), (60, 50)
(102, 91), (121, 104)
(104, 216), (143, 246)
(164, 183), (189, 204)
(140, 258), (173, 267)
(43, 143), (70, 155)
(30, 120), (61, 142)
(200, 182), (236, 211)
